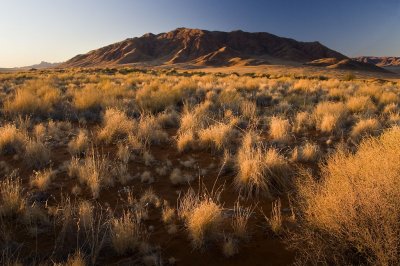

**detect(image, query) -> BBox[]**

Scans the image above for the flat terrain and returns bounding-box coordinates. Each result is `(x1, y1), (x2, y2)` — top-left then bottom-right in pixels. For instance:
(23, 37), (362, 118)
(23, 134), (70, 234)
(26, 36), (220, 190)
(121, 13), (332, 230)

(0, 66), (399, 265)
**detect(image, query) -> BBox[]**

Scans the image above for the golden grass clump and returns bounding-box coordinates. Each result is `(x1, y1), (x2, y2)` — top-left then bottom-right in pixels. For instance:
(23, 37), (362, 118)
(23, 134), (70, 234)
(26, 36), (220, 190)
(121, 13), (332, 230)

(198, 122), (236, 151)
(30, 168), (54, 191)
(4, 80), (61, 115)
(136, 114), (168, 146)
(379, 91), (398, 105)
(346, 95), (376, 113)
(293, 111), (313, 133)
(293, 127), (400, 265)
(313, 102), (348, 133)
(350, 118), (381, 140)
(68, 129), (89, 155)
(0, 124), (26, 155)
(292, 142), (320, 163)
(269, 117), (291, 143)
(136, 80), (196, 112)
(64, 251), (86, 266)
(178, 189), (223, 249)
(264, 148), (291, 191)
(176, 130), (196, 152)
(73, 84), (105, 111)
(97, 108), (135, 143)
(235, 131), (268, 197)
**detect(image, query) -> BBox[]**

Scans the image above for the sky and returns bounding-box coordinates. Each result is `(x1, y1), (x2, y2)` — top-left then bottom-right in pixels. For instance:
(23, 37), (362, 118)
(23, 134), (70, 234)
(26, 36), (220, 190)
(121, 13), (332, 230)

(1, 0), (399, 67)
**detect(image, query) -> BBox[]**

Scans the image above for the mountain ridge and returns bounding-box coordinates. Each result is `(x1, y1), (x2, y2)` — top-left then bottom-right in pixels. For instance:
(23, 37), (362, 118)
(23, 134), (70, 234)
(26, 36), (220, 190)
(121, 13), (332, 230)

(353, 56), (400, 67)
(62, 28), (348, 68)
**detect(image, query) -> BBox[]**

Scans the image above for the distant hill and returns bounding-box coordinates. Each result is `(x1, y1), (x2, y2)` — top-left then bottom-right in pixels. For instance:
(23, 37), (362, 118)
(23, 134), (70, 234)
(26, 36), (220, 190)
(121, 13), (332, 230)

(0, 61), (61, 71)
(62, 27), (349, 68)
(353, 56), (400, 67)
(306, 58), (391, 73)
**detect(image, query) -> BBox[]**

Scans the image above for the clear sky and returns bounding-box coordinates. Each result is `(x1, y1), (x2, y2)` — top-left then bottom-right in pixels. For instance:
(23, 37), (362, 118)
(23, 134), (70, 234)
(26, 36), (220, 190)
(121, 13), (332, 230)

(1, 0), (399, 67)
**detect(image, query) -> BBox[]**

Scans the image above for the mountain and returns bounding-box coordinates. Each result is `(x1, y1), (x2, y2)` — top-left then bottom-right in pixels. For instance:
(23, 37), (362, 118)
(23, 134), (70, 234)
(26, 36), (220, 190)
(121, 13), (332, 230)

(62, 28), (348, 68)
(353, 56), (400, 67)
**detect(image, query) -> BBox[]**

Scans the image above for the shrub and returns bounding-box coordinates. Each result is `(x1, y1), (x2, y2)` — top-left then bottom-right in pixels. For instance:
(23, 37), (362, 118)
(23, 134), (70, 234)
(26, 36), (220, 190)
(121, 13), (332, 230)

(73, 84), (105, 111)
(0, 124), (26, 155)
(292, 127), (400, 265)
(137, 114), (168, 146)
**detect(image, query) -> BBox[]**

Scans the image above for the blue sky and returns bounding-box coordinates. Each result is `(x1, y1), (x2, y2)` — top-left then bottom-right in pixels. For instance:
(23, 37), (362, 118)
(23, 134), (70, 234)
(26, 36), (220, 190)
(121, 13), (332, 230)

(1, 0), (399, 67)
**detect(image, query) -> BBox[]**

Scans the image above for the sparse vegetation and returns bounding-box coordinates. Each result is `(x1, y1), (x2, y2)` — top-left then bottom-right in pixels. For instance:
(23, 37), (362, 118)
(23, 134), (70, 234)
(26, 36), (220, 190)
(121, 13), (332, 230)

(0, 68), (399, 265)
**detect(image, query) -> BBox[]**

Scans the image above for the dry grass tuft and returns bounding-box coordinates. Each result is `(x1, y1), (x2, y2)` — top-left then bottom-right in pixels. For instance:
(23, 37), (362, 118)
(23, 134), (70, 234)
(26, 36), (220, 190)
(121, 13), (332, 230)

(313, 102), (348, 133)
(0, 175), (24, 217)
(111, 210), (144, 255)
(30, 168), (54, 191)
(72, 150), (113, 199)
(68, 130), (89, 155)
(0, 124), (26, 155)
(97, 108), (135, 143)
(269, 117), (291, 143)
(231, 201), (253, 239)
(350, 118), (381, 140)
(178, 189), (223, 249)
(265, 199), (282, 235)
(235, 131), (268, 197)
(24, 139), (51, 169)
(292, 142), (321, 163)
(198, 122), (236, 151)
